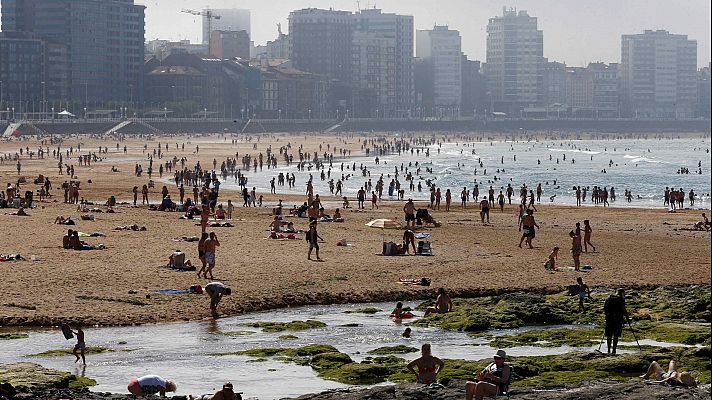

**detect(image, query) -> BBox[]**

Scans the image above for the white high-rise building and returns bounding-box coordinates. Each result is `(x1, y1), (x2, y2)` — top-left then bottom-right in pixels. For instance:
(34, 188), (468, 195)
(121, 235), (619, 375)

(416, 26), (462, 115)
(485, 7), (544, 115)
(202, 9), (250, 44)
(621, 30), (697, 118)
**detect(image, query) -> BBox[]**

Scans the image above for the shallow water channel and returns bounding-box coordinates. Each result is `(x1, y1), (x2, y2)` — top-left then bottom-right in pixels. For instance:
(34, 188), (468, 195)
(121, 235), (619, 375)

(0, 302), (684, 399)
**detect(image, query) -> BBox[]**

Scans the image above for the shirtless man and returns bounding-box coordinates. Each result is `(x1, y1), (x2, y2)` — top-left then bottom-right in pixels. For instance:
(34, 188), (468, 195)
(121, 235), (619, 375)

(403, 199), (416, 228)
(72, 326), (86, 364)
(200, 205), (211, 234)
(403, 229), (416, 254)
(203, 232), (220, 279)
(518, 209), (539, 249)
(424, 288), (453, 316)
(204, 281), (231, 317)
(479, 196), (490, 224)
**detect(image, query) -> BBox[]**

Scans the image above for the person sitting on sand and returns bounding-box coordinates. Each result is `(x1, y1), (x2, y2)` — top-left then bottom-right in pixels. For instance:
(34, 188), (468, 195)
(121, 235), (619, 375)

(424, 288), (453, 316)
(333, 208), (344, 222)
(694, 213), (710, 231)
(63, 229), (74, 249)
(406, 344), (444, 384)
(269, 216), (284, 233)
(640, 360), (697, 387)
(10, 207), (28, 216)
(55, 216), (75, 225)
(127, 375), (177, 397)
(342, 197), (350, 209)
(168, 250), (193, 270)
(205, 281), (231, 317)
(544, 246), (559, 271)
(69, 231), (95, 251)
(214, 204), (226, 220)
(465, 349), (511, 400)
(189, 382), (241, 400)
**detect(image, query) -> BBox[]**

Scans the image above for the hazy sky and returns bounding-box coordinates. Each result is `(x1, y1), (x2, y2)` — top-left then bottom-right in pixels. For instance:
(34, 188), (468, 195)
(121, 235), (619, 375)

(138, 0), (710, 67)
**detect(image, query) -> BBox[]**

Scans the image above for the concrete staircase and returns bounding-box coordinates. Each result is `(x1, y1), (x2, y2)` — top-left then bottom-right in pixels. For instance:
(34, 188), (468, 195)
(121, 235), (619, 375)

(2, 122), (22, 137)
(104, 120), (132, 135)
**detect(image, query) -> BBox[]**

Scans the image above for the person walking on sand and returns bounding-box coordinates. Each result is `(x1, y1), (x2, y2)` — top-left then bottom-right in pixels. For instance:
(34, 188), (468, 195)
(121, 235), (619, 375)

(518, 209), (539, 249)
(132, 186), (138, 206)
(200, 205), (210, 234)
(306, 222), (324, 261)
(583, 219), (596, 252)
(72, 326), (86, 364)
(570, 230), (582, 271)
(204, 232), (220, 279)
(479, 196), (490, 224)
(604, 288), (628, 354)
(196, 233), (208, 278)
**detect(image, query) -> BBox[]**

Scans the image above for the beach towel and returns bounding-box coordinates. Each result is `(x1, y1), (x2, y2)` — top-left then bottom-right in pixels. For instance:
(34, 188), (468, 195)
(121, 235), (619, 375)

(415, 232), (432, 239)
(173, 236), (199, 242)
(61, 323), (73, 340)
(151, 289), (189, 295)
(77, 232), (106, 237)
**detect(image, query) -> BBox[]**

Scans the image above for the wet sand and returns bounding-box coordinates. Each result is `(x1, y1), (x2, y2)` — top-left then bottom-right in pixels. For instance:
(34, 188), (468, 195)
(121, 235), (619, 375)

(0, 133), (709, 327)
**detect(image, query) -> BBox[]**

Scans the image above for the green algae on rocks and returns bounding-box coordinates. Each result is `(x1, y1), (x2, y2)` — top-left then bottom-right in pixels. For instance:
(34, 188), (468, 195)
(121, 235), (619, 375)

(488, 327), (600, 348)
(243, 320), (327, 332)
(0, 333), (29, 340)
(27, 346), (117, 357)
(279, 334), (299, 340)
(367, 345), (419, 355)
(344, 308), (382, 314)
(0, 363), (96, 390)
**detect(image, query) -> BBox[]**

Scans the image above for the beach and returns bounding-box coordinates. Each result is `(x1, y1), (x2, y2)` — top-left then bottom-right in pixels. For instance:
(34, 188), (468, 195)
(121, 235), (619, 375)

(0, 132), (709, 327)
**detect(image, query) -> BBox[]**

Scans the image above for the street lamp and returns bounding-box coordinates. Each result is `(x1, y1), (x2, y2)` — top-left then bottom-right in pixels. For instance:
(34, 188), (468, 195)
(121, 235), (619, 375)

(278, 109), (282, 119)
(204, 108), (207, 120)
(308, 109), (312, 120)
(41, 81), (46, 119)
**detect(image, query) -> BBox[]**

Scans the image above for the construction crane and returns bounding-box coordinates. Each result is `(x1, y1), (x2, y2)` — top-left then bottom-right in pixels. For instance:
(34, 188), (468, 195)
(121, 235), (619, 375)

(181, 8), (221, 43)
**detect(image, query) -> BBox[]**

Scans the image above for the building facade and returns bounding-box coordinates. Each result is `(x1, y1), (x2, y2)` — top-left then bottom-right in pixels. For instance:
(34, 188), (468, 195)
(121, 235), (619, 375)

(485, 7), (544, 116)
(416, 26), (462, 117)
(543, 60), (566, 109)
(621, 30), (697, 118)
(266, 32), (291, 60)
(210, 30), (250, 60)
(697, 64), (711, 119)
(461, 56), (488, 117)
(0, 32), (45, 118)
(1, 0), (146, 106)
(588, 62), (619, 117)
(202, 9), (250, 44)
(353, 9), (414, 118)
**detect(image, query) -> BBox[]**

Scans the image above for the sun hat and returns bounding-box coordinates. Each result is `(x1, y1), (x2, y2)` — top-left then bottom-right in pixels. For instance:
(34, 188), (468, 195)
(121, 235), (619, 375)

(494, 349), (507, 359)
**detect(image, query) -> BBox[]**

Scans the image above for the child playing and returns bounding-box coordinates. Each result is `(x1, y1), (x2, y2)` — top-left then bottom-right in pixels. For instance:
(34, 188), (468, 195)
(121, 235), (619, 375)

(544, 247), (559, 272)
(226, 200), (234, 220)
(72, 326), (86, 364)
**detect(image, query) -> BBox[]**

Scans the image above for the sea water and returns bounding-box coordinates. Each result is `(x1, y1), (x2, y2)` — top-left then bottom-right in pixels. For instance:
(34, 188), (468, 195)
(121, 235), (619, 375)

(215, 137), (711, 210)
(0, 302), (689, 399)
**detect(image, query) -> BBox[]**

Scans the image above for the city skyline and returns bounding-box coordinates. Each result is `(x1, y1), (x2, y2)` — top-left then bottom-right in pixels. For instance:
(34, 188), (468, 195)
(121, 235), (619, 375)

(134, 0), (710, 68)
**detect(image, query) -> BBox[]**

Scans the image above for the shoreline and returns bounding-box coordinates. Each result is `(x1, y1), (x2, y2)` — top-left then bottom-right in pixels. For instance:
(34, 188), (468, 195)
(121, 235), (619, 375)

(1, 283), (708, 329)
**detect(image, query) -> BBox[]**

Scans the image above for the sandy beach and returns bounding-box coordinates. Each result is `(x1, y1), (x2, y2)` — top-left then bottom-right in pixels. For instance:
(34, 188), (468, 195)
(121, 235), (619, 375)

(0, 132), (710, 327)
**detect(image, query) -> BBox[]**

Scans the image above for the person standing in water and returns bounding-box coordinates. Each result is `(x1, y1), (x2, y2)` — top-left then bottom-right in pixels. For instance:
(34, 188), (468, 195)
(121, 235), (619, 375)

(72, 326), (86, 364)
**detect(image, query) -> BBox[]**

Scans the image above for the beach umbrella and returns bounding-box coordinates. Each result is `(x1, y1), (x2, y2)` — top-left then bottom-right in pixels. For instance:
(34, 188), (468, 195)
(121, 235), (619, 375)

(365, 218), (400, 242)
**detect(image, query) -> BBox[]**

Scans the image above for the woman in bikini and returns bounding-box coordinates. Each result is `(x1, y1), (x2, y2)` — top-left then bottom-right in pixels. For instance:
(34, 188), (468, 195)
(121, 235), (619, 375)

(196, 233), (208, 278)
(406, 343), (444, 384)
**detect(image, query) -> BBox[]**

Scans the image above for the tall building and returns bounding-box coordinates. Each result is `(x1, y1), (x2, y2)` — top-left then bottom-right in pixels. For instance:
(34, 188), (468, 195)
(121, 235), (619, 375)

(621, 30), (697, 118)
(210, 30), (250, 60)
(353, 9), (414, 118)
(1, 0), (146, 106)
(202, 9), (250, 44)
(485, 7), (544, 115)
(565, 67), (592, 113)
(588, 62), (619, 117)
(289, 8), (353, 115)
(0, 32), (45, 118)
(416, 26), (462, 116)
(543, 60), (566, 108)
(289, 8), (353, 84)
(697, 64), (711, 119)
(461, 56), (488, 117)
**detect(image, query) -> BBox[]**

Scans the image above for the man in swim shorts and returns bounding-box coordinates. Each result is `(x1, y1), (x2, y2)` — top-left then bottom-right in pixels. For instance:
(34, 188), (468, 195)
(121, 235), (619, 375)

(205, 281), (231, 317)
(403, 199), (416, 228)
(479, 196), (490, 224)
